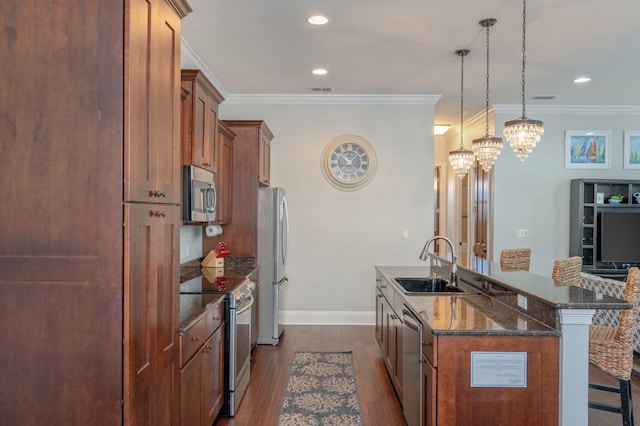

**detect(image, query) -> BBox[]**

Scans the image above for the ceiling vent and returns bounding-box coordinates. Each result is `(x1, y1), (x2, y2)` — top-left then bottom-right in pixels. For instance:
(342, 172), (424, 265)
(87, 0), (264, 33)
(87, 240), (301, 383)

(310, 86), (335, 92)
(532, 95), (556, 100)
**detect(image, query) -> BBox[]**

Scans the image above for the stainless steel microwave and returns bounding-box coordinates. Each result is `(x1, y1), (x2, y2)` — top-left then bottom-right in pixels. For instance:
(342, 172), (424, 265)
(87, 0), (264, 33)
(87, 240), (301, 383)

(183, 165), (217, 222)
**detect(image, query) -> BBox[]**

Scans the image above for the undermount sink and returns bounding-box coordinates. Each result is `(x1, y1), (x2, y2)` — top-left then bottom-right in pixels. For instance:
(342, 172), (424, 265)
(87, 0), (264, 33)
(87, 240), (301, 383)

(393, 277), (464, 294)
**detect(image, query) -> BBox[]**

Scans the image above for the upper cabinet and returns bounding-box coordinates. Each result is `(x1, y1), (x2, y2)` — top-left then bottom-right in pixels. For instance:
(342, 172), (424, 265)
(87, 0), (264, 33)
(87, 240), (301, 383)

(125, 0), (186, 205)
(203, 120), (273, 257)
(224, 120), (274, 187)
(258, 128), (272, 186)
(181, 70), (225, 173)
(217, 121), (235, 225)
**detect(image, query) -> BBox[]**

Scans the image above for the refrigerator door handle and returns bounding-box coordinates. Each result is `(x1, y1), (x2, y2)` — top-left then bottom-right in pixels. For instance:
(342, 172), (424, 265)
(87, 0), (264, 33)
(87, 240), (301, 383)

(281, 195), (289, 267)
(274, 276), (288, 287)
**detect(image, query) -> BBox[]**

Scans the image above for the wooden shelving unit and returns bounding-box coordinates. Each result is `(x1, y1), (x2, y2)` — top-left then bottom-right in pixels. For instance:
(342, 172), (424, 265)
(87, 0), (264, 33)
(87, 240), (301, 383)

(570, 179), (640, 279)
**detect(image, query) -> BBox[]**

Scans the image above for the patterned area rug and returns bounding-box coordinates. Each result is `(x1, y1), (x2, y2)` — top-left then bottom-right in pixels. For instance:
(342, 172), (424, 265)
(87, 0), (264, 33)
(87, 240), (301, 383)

(277, 351), (364, 426)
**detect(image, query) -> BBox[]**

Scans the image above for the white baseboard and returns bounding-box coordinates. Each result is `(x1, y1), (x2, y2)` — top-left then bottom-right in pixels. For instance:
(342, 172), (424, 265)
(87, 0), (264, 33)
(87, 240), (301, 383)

(281, 310), (375, 325)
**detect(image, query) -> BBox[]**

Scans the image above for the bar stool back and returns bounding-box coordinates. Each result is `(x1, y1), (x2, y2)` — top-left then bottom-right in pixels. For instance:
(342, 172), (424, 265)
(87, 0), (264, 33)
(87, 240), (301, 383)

(588, 267), (640, 425)
(499, 248), (531, 272)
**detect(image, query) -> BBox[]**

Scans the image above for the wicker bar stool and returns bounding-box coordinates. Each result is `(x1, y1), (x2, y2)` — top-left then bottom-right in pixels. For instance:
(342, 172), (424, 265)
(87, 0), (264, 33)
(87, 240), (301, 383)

(551, 256), (583, 286)
(588, 267), (640, 426)
(499, 248), (531, 272)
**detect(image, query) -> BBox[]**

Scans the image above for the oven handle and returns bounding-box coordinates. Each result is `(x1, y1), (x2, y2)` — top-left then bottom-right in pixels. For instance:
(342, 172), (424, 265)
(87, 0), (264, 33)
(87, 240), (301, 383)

(235, 294), (255, 315)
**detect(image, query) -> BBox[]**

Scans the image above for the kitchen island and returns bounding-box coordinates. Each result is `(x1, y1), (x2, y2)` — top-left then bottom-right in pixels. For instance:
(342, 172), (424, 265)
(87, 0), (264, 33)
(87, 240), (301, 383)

(375, 263), (630, 426)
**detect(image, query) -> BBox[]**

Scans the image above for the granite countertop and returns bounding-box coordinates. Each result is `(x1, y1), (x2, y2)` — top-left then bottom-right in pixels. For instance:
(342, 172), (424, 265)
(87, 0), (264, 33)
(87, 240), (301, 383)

(408, 294), (560, 336)
(376, 265), (559, 336)
(179, 257), (259, 332)
(462, 261), (632, 310)
(179, 293), (226, 334)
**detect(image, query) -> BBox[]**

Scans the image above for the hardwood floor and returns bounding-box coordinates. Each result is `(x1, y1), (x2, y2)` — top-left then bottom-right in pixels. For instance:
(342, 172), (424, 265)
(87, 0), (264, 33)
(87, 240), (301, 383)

(213, 324), (640, 426)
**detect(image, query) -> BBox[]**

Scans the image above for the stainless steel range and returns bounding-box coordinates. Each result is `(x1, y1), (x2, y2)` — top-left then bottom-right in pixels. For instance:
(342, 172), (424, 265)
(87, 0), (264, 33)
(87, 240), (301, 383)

(180, 267), (257, 416)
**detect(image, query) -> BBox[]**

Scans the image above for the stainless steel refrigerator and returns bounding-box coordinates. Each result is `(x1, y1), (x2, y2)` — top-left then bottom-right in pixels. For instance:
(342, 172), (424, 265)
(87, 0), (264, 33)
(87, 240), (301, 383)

(257, 187), (289, 345)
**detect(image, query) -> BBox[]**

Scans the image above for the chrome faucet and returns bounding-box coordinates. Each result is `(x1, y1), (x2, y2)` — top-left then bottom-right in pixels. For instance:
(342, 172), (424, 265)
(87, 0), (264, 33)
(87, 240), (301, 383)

(418, 235), (458, 284)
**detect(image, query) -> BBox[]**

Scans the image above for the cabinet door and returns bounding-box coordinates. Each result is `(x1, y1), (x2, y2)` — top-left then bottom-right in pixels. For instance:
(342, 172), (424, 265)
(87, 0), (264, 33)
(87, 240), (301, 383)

(180, 345), (206, 426)
(258, 132), (271, 186)
(206, 96), (219, 172)
(204, 324), (225, 424)
(126, 0), (181, 204)
(125, 203), (180, 426)
(217, 126), (234, 224)
(181, 71), (222, 174)
(422, 355), (436, 426)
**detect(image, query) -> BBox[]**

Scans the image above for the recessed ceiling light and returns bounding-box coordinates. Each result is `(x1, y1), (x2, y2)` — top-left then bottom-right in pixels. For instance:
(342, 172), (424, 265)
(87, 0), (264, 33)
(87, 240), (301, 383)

(573, 77), (591, 83)
(308, 15), (328, 25)
(312, 68), (328, 76)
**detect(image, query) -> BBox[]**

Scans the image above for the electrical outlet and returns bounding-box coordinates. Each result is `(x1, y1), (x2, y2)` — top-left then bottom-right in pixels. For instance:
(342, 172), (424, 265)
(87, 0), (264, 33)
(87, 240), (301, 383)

(516, 228), (529, 238)
(402, 229), (409, 240)
(517, 294), (528, 310)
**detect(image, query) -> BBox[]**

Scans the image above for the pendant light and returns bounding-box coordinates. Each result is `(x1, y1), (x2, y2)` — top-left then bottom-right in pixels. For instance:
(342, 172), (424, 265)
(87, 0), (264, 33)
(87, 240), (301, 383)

(503, 0), (544, 160)
(449, 49), (475, 179)
(472, 18), (503, 171)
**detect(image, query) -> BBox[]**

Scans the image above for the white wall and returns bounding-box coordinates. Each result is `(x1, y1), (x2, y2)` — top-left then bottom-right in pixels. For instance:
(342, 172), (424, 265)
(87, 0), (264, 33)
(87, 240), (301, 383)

(221, 97), (436, 323)
(492, 105), (640, 276)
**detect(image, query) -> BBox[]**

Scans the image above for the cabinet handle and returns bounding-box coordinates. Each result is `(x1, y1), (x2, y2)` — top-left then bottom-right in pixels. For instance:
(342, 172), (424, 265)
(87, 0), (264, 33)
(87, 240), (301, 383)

(151, 211), (166, 217)
(191, 336), (200, 342)
(204, 345), (212, 353)
(390, 314), (397, 320)
(149, 190), (167, 198)
(203, 162), (211, 166)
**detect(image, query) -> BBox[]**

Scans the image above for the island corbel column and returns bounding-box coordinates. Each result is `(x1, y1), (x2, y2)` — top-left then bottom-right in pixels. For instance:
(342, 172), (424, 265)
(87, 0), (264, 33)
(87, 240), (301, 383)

(558, 308), (596, 426)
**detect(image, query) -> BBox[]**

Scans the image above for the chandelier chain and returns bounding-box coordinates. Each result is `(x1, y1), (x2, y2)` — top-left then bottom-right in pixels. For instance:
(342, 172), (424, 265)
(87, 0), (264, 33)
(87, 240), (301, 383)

(521, 0), (527, 117)
(460, 51), (465, 148)
(484, 22), (490, 136)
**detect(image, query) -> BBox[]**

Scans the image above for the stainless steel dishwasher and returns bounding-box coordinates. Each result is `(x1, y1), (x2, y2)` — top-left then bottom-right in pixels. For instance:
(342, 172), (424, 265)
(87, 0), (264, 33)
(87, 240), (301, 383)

(402, 305), (422, 426)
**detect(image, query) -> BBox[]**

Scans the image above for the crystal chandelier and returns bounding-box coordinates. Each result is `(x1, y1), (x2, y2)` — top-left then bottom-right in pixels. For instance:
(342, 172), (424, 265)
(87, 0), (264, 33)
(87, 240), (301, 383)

(449, 49), (475, 179)
(503, 0), (544, 161)
(472, 18), (503, 172)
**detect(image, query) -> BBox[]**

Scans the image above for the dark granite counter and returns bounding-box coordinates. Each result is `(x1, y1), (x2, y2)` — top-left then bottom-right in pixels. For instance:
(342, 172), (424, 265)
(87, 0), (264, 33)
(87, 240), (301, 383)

(179, 257), (258, 332)
(375, 266), (559, 336)
(179, 293), (226, 334)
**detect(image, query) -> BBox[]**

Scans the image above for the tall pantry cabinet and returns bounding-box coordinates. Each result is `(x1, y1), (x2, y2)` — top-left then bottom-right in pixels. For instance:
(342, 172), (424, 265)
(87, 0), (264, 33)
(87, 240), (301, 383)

(0, 1), (191, 425)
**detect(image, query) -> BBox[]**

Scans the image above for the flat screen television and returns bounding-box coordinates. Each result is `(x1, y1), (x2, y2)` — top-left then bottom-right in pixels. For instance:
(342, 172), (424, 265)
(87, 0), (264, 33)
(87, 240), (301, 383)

(599, 211), (640, 263)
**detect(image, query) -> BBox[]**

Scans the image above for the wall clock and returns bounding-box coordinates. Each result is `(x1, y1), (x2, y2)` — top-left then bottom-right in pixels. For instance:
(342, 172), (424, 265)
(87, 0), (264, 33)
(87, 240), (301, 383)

(321, 134), (377, 191)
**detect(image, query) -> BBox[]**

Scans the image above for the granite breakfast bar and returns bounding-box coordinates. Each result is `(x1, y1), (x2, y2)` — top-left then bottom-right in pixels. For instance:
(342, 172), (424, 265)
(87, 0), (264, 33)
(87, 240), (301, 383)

(375, 261), (631, 426)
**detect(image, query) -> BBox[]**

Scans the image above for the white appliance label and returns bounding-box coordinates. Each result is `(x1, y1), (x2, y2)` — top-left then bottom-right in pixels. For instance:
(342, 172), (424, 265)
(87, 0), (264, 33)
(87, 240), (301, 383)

(470, 352), (527, 387)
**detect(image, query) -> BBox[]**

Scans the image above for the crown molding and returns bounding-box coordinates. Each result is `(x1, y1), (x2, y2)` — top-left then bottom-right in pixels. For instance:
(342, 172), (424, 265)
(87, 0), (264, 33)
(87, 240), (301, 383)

(492, 104), (640, 115)
(224, 94), (441, 106)
(180, 39), (228, 98)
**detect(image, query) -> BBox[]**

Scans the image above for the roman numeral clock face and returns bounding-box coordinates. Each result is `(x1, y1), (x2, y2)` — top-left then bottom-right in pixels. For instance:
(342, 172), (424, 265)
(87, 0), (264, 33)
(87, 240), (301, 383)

(321, 135), (377, 191)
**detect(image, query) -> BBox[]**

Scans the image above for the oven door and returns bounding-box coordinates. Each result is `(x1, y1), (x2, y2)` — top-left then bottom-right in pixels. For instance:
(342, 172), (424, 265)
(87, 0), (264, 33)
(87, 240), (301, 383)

(228, 294), (253, 415)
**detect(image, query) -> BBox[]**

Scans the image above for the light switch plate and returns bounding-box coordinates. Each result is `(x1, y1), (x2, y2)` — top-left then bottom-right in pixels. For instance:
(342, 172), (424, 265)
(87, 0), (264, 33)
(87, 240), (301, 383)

(517, 294), (528, 310)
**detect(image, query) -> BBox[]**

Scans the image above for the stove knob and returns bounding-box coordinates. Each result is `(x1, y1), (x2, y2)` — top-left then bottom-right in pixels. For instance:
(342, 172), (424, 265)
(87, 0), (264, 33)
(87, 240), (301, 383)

(246, 280), (256, 292)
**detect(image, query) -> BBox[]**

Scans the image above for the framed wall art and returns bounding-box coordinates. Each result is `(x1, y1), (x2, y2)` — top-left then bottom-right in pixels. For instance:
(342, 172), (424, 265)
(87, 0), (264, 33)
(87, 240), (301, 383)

(565, 130), (611, 169)
(624, 131), (640, 169)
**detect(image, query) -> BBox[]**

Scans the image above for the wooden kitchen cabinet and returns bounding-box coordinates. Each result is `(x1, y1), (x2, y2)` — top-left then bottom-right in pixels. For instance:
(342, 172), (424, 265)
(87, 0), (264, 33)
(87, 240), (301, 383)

(224, 120), (273, 187)
(258, 129), (271, 186)
(180, 301), (225, 426)
(375, 287), (403, 403)
(422, 355), (436, 426)
(204, 120), (274, 256)
(217, 121), (235, 224)
(181, 69), (224, 173)
(422, 333), (559, 426)
(0, 1), (191, 424)
(125, 203), (181, 426)
(125, 0), (185, 205)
